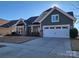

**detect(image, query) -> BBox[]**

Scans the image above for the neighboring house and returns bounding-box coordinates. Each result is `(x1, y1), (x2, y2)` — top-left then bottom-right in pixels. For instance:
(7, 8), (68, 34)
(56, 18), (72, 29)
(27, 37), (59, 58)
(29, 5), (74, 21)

(0, 6), (76, 38)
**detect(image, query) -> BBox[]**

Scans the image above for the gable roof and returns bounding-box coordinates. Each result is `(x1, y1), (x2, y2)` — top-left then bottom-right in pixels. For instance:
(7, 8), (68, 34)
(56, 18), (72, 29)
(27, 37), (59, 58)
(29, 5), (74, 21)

(33, 6), (76, 23)
(0, 18), (26, 28)
(33, 11), (48, 23)
(0, 20), (18, 28)
(24, 16), (39, 25)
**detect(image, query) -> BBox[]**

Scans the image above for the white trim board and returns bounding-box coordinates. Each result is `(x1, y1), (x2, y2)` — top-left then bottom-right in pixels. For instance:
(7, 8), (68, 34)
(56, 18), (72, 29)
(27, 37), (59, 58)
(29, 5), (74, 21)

(12, 19), (26, 27)
(43, 24), (70, 29)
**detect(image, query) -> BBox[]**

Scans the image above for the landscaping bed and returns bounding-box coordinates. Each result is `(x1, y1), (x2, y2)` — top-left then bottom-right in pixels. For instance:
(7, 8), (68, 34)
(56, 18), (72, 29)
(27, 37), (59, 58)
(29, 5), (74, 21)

(71, 38), (79, 51)
(70, 28), (79, 51)
(0, 36), (39, 44)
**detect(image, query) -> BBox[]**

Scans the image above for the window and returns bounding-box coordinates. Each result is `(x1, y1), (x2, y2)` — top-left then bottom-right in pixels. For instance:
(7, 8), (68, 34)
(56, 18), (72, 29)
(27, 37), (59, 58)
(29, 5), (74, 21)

(50, 27), (54, 29)
(56, 27), (61, 29)
(51, 14), (59, 22)
(62, 26), (68, 29)
(44, 27), (49, 29)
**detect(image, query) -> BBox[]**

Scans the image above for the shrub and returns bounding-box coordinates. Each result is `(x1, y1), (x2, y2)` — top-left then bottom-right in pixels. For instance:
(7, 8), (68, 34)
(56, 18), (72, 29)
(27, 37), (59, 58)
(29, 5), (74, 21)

(5, 34), (11, 36)
(70, 28), (78, 38)
(11, 32), (21, 36)
(5, 32), (21, 36)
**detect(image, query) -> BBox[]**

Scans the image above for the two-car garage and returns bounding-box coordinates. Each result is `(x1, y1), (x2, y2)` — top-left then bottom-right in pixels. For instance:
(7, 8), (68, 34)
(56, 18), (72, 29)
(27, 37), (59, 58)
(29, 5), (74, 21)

(43, 25), (70, 38)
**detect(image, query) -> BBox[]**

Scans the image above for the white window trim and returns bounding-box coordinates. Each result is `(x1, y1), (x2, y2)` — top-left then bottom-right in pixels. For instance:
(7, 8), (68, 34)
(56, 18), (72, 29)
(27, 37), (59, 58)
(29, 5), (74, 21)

(51, 14), (59, 22)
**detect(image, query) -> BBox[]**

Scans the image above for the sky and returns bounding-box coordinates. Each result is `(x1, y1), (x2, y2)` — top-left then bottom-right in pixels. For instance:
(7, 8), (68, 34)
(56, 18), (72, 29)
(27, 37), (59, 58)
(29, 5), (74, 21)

(0, 1), (79, 29)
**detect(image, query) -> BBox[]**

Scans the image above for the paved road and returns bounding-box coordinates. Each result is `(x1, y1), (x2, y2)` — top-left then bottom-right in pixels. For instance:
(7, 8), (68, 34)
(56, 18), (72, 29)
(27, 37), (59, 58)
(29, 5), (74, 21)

(0, 38), (73, 58)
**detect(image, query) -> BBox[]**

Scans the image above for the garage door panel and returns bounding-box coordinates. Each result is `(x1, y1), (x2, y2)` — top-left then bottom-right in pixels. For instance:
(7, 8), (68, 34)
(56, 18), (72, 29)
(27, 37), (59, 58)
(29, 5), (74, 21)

(55, 30), (69, 38)
(43, 29), (55, 37)
(43, 25), (70, 38)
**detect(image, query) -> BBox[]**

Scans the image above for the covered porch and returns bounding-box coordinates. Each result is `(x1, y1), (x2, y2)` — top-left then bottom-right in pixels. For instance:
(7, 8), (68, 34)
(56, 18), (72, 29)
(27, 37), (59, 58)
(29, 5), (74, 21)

(31, 23), (41, 36)
(15, 20), (26, 36)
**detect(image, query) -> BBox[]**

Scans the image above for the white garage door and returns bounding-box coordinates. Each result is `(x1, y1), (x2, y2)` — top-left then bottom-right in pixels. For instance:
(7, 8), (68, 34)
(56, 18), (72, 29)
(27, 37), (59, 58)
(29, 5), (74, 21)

(43, 25), (70, 38)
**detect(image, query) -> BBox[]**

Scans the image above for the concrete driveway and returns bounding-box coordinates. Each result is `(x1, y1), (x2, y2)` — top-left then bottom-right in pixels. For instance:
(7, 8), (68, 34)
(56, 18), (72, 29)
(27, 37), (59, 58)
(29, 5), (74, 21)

(0, 38), (72, 58)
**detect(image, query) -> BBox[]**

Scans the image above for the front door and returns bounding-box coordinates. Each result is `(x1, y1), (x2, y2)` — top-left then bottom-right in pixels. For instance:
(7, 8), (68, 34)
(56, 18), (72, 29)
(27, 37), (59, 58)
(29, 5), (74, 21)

(32, 26), (40, 36)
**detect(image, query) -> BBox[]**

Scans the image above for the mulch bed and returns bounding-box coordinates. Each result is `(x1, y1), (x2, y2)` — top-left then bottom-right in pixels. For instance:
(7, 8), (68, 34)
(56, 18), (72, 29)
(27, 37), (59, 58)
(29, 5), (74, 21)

(71, 39), (79, 51)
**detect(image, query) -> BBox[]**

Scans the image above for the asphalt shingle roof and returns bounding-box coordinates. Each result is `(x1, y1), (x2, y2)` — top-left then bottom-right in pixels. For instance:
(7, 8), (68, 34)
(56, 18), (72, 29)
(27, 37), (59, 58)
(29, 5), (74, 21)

(24, 16), (39, 25)
(0, 20), (18, 28)
(0, 7), (75, 28)
(33, 7), (75, 23)
(0, 16), (39, 28)
(44, 8), (74, 17)
(67, 12), (74, 16)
